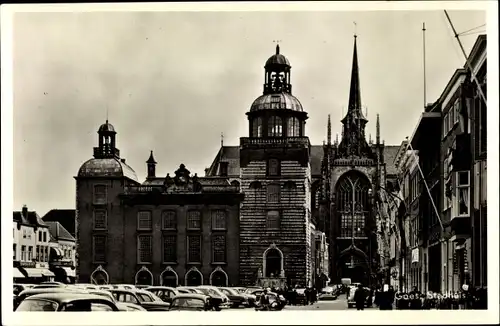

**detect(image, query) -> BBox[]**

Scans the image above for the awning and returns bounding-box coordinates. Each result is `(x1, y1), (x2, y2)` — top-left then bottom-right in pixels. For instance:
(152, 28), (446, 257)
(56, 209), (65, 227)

(40, 269), (55, 277)
(23, 268), (44, 278)
(13, 268), (25, 278)
(51, 247), (64, 258)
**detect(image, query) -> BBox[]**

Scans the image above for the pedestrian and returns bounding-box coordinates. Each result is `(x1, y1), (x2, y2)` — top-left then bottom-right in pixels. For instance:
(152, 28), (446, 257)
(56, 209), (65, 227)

(367, 287), (374, 307)
(305, 287), (311, 305)
(354, 284), (366, 311)
(312, 287), (318, 304)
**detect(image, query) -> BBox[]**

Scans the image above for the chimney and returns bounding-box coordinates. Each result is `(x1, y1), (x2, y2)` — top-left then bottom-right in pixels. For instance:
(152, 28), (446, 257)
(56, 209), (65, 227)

(22, 205), (28, 219)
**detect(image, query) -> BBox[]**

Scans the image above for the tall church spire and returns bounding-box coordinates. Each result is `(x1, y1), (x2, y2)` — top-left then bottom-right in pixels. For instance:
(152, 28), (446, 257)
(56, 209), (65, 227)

(327, 114), (332, 145)
(376, 113), (380, 145)
(343, 35), (367, 123)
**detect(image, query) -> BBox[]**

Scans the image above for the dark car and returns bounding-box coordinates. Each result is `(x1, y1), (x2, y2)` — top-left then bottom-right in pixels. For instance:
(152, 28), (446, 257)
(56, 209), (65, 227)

(195, 286), (229, 310)
(218, 287), (246, 308)
(14, 287), (76, 310)
(169, 294), (213, 311)
(15, 293), (120, 311)
(176, 287), (205, 295)
(144, 286), (179, 304)
(108, 289), (170, 311)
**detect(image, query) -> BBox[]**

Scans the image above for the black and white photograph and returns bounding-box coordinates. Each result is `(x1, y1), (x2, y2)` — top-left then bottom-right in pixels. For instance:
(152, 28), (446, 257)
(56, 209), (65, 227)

(2, 1), (498, 325)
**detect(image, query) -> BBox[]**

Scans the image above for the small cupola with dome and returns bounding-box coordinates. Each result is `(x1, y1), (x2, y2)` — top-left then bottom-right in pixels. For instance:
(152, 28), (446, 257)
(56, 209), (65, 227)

(246, 44), (308, 139)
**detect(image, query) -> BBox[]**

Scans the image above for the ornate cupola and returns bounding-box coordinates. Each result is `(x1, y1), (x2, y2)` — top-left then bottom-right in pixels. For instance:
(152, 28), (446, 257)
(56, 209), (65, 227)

(246, 44), (308, 139)
(94, 120), (120, 159)
(337, 36), (374, 159)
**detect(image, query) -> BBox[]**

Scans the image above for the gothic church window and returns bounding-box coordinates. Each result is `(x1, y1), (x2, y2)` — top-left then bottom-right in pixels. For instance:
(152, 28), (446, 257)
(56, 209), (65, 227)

(268, 116), (283, 137)
(337, 173), (369, 238)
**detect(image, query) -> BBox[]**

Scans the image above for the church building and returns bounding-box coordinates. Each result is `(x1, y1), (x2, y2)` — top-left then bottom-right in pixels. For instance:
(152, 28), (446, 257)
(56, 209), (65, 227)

(207, 37), (399, 287)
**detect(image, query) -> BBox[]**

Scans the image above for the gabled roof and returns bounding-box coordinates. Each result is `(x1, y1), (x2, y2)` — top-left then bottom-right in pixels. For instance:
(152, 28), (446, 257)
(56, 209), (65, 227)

(13, 210), (46, 228)
(383, 146), (401, 176)
(205, 146), (240, 177)
(42, 209), (76, 238)
(45, 221), (75, 242)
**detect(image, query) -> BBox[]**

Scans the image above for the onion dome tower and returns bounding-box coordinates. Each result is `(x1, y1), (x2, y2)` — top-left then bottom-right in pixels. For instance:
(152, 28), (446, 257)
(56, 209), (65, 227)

(246, 44), (308, 138)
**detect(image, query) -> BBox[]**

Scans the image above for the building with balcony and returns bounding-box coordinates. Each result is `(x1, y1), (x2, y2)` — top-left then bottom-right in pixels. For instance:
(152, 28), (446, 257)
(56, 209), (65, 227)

(13, 205), (54, 283)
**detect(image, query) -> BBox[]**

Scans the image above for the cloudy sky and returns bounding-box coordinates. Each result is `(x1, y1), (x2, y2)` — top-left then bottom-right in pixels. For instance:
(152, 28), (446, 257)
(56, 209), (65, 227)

(10, 7), (486, 216)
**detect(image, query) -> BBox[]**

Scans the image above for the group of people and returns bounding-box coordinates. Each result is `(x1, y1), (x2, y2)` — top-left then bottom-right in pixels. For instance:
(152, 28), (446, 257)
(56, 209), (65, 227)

(352, 284), (488, 310)
(260, 285), (320, 306)
(351, 284), (396, 310)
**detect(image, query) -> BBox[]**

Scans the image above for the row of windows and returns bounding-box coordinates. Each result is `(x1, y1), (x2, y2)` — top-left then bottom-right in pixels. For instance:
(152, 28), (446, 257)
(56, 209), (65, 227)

(443, 99), (460, 138)
(21, 229), (48, 242)
(93, 234), (227, 264)
(251, 116), (302, 138)
(13, 244), (49, 262)
(93, 209), (227, 231)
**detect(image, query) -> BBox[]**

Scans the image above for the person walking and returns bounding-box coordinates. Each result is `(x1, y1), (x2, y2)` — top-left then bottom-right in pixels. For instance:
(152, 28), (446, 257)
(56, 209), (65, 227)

(354, 284), (366, 310)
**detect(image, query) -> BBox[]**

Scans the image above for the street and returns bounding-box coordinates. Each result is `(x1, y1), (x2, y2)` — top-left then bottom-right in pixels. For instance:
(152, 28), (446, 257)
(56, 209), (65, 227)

(284, 297), (376, 311)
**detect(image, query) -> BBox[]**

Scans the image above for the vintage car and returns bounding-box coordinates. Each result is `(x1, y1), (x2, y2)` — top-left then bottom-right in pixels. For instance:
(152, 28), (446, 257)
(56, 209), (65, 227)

(144, 286), (179, 304)
(108, 289), (170, 311)
(176, 287), (205, 295)
(195, 286), (230, 310)
(15, 293), (120, 311)
(14, 287), (76, 310)
(232, 287), (257, 307)
(218, 287), (247, 308)
(168, 294), (213, 311)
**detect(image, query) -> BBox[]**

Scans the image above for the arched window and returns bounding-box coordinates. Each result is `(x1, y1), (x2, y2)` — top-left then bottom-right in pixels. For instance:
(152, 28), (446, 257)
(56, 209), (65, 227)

(287, 117), (301, 137)
(135, 266), (153, 286)
(90, 265), (109, 285)
(252, 117), (263, 137)
(268, 116), (283, 137)
(336, 173), (370, 238)
(185, 267), (203, 286)
(263, 244), (284, 277)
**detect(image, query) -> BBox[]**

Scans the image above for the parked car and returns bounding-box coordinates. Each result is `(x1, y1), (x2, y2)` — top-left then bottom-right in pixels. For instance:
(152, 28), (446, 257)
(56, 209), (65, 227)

(177, 287), (205, 295)
(144, 286), (179, 304)
(195, 286), (229, 310)
(168, 294), (213, 311)
(232, 287), (257, 307)
(32, 284), (67, 290)
(108, 289), (170, 311)
(80, 288), (145, 312)
(15, 293), (120, 311)
(218, 287), (246, 308)
(14, 287), (76, 310)
(14, 284), (34, 296)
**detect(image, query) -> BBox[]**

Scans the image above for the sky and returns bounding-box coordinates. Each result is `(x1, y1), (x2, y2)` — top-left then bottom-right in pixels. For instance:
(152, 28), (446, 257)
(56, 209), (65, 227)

(10, 8), (487, 216)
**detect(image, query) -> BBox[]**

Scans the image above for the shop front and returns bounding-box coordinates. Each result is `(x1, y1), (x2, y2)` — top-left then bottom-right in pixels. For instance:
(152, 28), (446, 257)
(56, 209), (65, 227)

(16, 261), (55, 283)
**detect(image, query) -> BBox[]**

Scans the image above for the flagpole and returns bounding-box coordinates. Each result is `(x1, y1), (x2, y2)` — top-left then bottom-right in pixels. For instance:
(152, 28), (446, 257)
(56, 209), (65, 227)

(444, 10), (487, 107)
(405, 139), (444, 232)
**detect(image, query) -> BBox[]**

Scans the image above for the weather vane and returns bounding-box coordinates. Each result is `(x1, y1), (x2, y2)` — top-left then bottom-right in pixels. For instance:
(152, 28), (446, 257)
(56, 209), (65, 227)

(354, 21), (357, 37)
